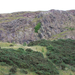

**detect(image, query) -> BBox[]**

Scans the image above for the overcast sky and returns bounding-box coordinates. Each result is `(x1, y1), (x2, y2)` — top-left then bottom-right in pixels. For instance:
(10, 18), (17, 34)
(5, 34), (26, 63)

(0, 0), (75, 14)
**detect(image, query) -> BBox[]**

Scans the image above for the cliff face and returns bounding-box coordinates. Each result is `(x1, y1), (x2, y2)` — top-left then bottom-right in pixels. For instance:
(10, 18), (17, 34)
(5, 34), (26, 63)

(0, 10), (75, 43)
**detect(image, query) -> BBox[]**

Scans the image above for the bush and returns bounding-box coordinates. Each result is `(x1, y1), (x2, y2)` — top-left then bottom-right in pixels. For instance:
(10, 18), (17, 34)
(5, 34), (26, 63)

(71, 66), (75, 72)
(25, 48), (33, 52)
(23, 42), (26, 46)
(10, 44), (14, 47)
(20, 69), (28, 74)
(47, 45), (54, 51)
(60, 63), (66, 70)
(17, 48), (24, 53)
(9, 66), (17, 74)
(0, 62), (8, 66)
(34, 22), (41, 33)
(69, 27), (74, 31)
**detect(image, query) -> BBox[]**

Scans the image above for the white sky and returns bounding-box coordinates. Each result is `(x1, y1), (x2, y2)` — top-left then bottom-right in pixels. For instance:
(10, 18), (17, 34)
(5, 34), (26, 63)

(0, 0), (75, 14)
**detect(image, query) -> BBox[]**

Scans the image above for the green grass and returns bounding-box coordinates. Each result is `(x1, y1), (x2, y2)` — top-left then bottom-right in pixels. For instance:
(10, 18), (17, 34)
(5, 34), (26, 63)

(59, 70), (75, 75)
(0, 42), (14, 47)
(50, 31), (68, 40)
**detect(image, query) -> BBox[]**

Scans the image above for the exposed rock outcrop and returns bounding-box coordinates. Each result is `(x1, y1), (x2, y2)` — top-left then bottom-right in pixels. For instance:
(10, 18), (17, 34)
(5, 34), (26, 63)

(0, 10), (75, 43)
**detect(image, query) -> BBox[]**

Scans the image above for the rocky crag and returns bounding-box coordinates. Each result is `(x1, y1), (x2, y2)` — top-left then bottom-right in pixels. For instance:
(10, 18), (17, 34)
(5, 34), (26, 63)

(0, 10), (75, 43)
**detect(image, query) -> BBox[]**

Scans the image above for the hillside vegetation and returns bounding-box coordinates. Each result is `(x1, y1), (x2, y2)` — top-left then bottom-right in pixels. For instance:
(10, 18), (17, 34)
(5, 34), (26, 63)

(0, 39), (75, 75)
(28, 39), (75, 74)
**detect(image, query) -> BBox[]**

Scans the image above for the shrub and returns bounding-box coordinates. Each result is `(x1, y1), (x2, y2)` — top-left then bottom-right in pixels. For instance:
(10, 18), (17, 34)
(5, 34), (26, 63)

(34, 22), (41, 33)
(20, 69), (28, 74)
(0, 62), (8, 66)
(10, 44), (14, 47)
(47, 45), (54, 51)
(17, 48), (24, 53)
(69, 27), (74, 31)
(60, 63), (66, 70)
(71, 66), (75, 72)
(9, 66), (17, 74)
(25, 48), (33, 52)
(23, 42), (26, 46)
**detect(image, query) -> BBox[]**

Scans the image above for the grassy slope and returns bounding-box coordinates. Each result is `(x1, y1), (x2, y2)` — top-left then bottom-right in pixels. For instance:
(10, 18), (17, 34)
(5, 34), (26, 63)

(0, 42), (13, 47)
(0, 42), (75, 75)
(50, 30), (75, 41)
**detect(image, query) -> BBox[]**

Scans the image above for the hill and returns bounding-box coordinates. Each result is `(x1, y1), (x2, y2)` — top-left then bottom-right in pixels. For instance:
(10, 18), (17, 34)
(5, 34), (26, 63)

(0, 10), (75, 43)
(0, 10), (75, 75)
